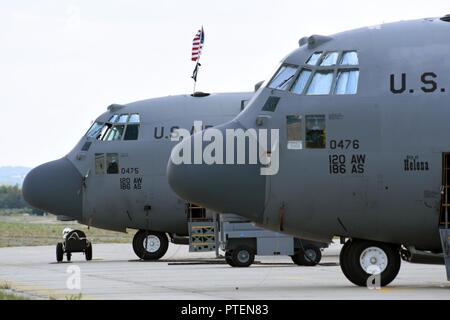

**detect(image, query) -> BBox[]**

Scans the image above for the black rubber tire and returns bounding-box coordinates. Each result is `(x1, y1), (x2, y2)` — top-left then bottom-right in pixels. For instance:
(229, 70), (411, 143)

(133, 230), (169, 261)
(340, 239), (401, 287)
(85, 243), (93, 261)
(66, 253), (72, 262)
(225, 251), (236, 267)
(230, 246), (255, 268)
(339, 239), (354, 281)
(56, 243), (64, 262)
(291, 245), (322, 266)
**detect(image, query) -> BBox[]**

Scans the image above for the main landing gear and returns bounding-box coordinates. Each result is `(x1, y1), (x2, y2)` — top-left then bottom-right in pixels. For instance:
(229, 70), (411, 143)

(340, 239), (401, 287)
(133, 230), (169, 260)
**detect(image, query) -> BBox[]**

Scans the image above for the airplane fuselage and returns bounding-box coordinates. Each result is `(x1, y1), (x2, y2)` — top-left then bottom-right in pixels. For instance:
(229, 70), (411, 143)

(50, 93), (251, 235)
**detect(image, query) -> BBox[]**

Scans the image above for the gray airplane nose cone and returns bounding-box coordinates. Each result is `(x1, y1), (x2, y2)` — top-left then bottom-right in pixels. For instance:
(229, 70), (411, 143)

(22, 158), (83, 220)
(167, 124), (266, 222)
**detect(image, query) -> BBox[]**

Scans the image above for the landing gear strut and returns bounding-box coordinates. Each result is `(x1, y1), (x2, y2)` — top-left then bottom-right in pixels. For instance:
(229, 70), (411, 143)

(133, 230), (169, 261)
(340, 239), (401, 287)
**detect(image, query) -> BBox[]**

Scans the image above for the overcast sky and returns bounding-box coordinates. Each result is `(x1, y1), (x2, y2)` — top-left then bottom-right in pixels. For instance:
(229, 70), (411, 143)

(1, 0), (448, 167)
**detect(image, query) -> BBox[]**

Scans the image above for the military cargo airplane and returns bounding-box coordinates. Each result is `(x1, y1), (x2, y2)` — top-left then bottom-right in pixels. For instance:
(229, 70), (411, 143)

(168, 17), (450, 286)
(23, 92), (253, 260)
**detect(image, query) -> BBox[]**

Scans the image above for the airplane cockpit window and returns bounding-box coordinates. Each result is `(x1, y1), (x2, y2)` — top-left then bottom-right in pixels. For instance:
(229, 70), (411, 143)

(95, 153), (106, 174)
(104, 125), (125, 141)
(128, 113), (140, 123)
(288, 50), (360, 96)
(86, 122), (105, 138)
(106, 153), (119, 174)
(340, 51), (359, 65)
(286, 115), (303, 150)
(91, 113), (141, 142)
(109, 115), (119, 123)
(124, 124), (139, 140)
(320, 51), (339, 66)
(95, 153), (120, 174)
(307, 71), (334, 95)
(268, 65), (298, 91)
(305, 115), (326, 149)
(335, 70), (359, 95)
(291, 69), (312, 94)
(117, 114), (129, 123)
(306, 52), (322, 66)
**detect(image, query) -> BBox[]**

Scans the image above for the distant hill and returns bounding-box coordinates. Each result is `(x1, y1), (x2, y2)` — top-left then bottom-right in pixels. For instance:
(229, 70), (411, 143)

(0, 167), (31, 186)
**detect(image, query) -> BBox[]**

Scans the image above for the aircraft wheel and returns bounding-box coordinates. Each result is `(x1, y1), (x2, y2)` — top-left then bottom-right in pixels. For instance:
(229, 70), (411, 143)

(85, 243), (93, 261)
(340, 239), (401, 287)
(225, 251), (236, 267)
(56, 243), (64, 262)
(66, 252), (72, 262)
(339, 239), (354, 280)
(291, 244), (322, 266)
(133, 230), (169, 261)
(230, 246), (255, 268)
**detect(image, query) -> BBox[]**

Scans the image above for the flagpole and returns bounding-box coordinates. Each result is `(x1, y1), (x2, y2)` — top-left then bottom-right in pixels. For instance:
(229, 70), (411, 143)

(193, 62), (198, 94)
(191, 26), (204, 95)
(193, 58), (201, 94)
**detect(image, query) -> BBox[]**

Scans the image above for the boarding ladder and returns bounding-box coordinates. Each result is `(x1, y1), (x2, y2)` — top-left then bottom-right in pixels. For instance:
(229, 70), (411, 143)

(440, 158), (450, 280)
(187, 203), (217, 253)
(440, 206), (450, 280)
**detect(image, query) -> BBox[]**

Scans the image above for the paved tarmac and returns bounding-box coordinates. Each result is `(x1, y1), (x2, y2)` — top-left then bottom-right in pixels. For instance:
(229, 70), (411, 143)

(0, 242), (448, 299)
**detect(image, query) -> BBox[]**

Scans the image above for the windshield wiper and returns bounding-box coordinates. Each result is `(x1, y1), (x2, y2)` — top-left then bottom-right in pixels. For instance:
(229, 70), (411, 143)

(276, 74), (295, 89)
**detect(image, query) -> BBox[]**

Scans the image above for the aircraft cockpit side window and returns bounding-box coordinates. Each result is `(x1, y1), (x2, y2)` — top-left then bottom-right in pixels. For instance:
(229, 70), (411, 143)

(106, 153), (119, 174)
(95, 153), (106, 175)
(286, 115), (303, 150)
(124, 124), (140, 141)
(268, 65), (298, 91)
(95, 153), (119, 174)
(305, 115), (326, 149)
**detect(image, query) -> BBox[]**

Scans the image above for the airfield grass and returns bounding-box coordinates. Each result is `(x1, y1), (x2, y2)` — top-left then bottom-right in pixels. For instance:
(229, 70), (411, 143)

(0, 211), (134, 247)
(0, 290), (29, 300)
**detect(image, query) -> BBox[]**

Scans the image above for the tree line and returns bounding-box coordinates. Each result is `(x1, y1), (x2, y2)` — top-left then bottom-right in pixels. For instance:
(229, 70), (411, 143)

(0, 185), (44, 215)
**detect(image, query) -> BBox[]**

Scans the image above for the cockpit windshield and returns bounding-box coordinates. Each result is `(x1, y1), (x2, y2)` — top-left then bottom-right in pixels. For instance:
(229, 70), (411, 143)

(86, 122), (106, 139)
(85, 113), (141, 142)
(265, 50), (360, 96)
(268, 65), (298, 90)
(104, 125), (125, 141)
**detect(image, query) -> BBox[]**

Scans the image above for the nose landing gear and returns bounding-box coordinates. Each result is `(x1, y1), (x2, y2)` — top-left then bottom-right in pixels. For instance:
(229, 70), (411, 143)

(340, 239), (401, 287)
(132, 230), (169, 260)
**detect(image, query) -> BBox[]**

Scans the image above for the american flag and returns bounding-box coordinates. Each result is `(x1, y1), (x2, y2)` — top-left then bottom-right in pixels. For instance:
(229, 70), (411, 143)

(191, 27), (205, 62)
